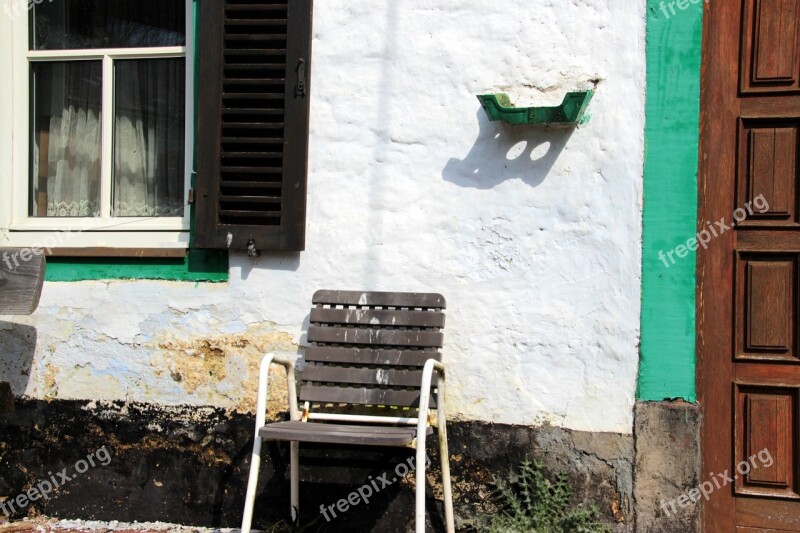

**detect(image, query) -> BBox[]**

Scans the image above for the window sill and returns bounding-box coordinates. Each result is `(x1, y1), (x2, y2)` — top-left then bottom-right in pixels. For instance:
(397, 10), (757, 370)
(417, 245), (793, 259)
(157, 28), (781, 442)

(46, 247), (189, 258)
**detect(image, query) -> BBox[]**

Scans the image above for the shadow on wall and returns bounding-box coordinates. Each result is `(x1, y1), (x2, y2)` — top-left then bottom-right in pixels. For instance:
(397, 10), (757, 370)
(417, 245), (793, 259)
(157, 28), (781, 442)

(443, 109), (574, 189)
(238, 252), (301, 281)
(0, 321), (37, 397)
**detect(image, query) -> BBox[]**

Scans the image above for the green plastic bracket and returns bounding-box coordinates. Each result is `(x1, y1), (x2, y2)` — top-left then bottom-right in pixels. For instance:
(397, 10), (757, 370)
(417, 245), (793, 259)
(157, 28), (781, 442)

(477, 90), (594, 126)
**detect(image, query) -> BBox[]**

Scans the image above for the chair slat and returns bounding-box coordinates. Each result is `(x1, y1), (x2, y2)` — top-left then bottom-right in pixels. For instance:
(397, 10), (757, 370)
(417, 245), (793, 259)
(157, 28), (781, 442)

(303, 346), (441, 367)
(259, 421), (429, 446)
(302, 366), (437, 387)
(312, 290), (446, 309)
(299, 385), (436, 408)
(0, 250), (46, 315)
(307, 326), (443, 348)
(309, 307), (445, 328)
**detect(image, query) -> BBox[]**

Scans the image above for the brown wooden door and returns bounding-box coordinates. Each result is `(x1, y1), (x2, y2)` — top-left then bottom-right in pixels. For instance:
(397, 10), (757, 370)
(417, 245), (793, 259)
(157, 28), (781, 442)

(700, 1), (800, 531)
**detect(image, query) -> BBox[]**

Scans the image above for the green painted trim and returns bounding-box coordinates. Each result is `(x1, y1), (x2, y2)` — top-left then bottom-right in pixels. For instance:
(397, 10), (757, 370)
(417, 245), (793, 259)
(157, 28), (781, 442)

(638, 1), (703, 401)
(44, 250), (228, 282)
(190, 0), (200, 248)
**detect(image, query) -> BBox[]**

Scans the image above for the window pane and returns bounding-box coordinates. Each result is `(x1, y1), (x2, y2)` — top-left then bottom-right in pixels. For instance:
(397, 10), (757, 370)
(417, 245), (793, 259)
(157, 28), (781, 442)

(113, 58), (186, 218)
(30, 61), (102, 218)
(31, 0), (185, 50)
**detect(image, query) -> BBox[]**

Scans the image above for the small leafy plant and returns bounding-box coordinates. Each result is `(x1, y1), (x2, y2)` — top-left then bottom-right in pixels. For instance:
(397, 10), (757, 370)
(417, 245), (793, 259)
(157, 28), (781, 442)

(476, 458), (611, 533)
(259, 511), (326, 533)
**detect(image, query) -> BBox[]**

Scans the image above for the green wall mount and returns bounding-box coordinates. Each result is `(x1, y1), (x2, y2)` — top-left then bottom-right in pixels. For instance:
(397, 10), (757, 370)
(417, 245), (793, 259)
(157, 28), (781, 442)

(477, 90), (594, 126)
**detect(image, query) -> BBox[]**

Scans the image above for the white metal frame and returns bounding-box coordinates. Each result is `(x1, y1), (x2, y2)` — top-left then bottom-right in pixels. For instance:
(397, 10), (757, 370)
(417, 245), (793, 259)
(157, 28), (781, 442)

(0, 2), (194, 250)
(241, 353), (455, 533)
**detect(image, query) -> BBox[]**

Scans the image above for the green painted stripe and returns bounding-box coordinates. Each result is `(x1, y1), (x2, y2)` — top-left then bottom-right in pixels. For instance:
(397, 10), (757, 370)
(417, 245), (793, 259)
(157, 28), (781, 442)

(45, 250), (228, 282)
(638, 1), (703, 401)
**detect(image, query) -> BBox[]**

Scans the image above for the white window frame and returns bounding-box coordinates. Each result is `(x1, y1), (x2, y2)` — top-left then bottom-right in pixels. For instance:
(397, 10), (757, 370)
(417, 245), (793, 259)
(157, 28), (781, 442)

(0, 1), (194, 250)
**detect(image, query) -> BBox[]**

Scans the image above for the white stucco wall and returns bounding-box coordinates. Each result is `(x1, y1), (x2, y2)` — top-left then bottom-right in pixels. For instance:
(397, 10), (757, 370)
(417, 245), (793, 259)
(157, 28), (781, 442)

(0, 0), (645, 434)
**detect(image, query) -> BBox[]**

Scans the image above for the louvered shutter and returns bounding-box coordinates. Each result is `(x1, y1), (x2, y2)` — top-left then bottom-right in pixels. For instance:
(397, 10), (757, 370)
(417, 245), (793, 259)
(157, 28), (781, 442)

(195, 0), (312, 252)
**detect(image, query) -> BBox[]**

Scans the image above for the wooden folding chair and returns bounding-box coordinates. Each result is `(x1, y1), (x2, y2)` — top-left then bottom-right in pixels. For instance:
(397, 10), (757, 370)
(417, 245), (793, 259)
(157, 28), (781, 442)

(241, 290), (455, 533)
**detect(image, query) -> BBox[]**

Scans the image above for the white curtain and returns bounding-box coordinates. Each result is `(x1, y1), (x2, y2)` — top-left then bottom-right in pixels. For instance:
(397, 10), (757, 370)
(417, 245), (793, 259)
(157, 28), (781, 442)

(113, 59), (185, 217)
(30, 59), (185, 218)
(31, 62), (102, 217)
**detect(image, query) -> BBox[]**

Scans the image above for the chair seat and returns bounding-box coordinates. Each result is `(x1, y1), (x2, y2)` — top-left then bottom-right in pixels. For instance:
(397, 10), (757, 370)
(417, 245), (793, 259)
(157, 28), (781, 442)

(259, 421), (432, 447)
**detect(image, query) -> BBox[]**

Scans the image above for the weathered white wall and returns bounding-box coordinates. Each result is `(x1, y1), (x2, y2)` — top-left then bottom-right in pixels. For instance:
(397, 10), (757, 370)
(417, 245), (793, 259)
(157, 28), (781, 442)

(0, 0), (645, 434)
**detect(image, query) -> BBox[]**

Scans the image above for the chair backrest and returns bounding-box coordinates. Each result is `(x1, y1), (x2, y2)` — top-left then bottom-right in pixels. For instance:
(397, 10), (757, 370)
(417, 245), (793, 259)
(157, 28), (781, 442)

(0, 249), (46, 315)
(300, 290), (446, 411)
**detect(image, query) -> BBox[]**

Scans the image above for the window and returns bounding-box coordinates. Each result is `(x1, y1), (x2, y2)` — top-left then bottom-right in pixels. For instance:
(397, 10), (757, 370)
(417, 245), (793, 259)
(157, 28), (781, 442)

(0, 0), (312, 256)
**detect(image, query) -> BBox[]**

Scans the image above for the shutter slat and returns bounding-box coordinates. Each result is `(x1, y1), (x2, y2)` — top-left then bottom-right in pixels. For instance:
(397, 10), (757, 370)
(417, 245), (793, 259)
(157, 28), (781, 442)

(220, 181), (282, 190)
(224, 79), (286, 86)
(222, 150), (283, 157)
(223, 63), (286, 69)
(224, 48), (287, 56)
(220, 166), (283, 173)
(223, 92), (285, 99)
(219, 210), (282, 219)
(222, 108), (283, 116)
(225, 19), (287, 25)
(221, 137), (283, 144)
(225, 122), (283, 130)
(226, 4), (288, 12)
(220, 195), (281, 203)
(225, 34), (287, 42)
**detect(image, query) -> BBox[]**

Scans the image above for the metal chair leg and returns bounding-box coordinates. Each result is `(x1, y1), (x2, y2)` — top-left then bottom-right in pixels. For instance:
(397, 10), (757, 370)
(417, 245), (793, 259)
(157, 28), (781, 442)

(241, 436), (263, 533)
(439, 425), (455, 533)
(290, 441), (299, 521)
(415, 433), (428, 533)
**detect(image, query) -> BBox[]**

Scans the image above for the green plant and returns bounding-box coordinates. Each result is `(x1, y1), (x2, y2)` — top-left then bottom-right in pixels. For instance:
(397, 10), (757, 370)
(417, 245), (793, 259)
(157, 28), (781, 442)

(476, 458), (611, 533)
(259, 510), (327, 533)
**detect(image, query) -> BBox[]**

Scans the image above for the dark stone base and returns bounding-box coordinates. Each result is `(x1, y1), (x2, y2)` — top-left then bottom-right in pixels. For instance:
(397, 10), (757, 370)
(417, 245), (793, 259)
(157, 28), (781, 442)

(633, 401), (700, 533)
(0, 399), (633, 532)
(0, 383), (12, 414)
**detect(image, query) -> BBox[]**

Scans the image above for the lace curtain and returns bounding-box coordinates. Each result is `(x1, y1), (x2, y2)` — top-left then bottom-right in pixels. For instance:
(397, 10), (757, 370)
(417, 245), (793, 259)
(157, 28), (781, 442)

(113, 59), (185, 217)
(31, 61), (102, 217)
(30, 59), (185, 218)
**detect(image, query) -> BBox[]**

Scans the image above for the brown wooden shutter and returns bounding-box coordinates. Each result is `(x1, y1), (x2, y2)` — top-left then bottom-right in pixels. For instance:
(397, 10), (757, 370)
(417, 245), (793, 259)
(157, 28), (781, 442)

(195, 0), (312, 252)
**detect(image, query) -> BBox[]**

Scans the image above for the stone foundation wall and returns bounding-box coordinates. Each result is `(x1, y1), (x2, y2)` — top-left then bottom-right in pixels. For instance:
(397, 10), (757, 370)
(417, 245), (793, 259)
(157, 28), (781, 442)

(633, 401), (701, 533)
(0, 400), (634, 532)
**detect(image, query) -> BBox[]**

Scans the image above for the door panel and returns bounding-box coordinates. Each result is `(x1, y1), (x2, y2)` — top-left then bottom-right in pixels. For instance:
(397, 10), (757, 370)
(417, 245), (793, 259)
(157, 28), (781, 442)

(734, 384), (799, 498)
(737, 121), (799, 227)
(736, 254), (797, 361)
(741, 0), (800, 93)
(700, 0), (800, 530)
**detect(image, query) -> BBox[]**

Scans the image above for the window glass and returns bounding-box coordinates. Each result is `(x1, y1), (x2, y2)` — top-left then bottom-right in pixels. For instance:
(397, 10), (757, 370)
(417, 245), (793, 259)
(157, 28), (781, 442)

(30, 61), (102, 217)
(113, 58), (186, 217)
(30, 0), (185, 50)
(28, 2), (187, 219)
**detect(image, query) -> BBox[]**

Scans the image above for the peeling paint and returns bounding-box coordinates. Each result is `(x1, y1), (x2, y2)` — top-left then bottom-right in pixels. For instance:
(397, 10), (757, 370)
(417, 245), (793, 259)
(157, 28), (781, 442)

(151, 324), (297, 415)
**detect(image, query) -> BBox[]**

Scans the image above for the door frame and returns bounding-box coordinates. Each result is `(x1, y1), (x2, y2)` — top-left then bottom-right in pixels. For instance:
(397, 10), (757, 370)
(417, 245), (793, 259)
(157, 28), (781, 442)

(697, 0), (737, 530)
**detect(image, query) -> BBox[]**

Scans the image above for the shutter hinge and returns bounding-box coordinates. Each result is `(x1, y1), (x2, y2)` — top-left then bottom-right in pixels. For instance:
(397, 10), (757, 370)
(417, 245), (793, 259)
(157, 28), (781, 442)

(188, 188), (195, 205)
(295, 58), (307, 97)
